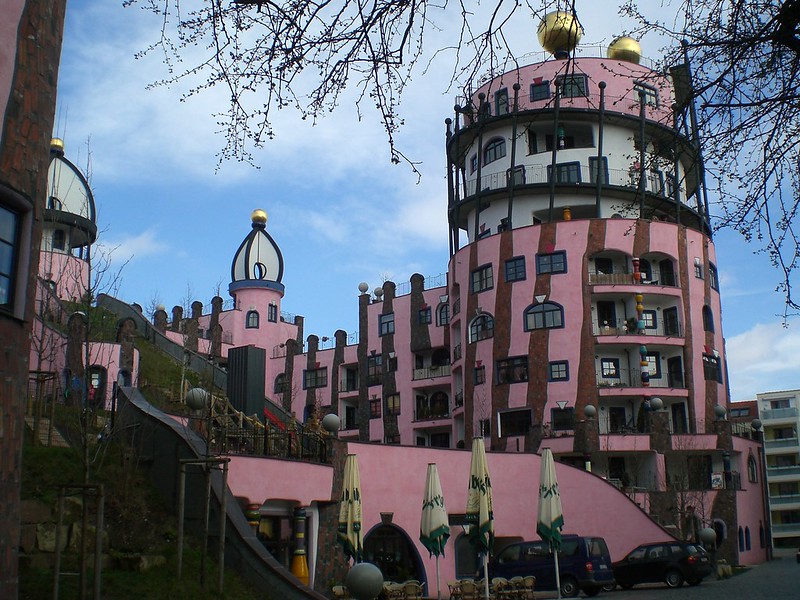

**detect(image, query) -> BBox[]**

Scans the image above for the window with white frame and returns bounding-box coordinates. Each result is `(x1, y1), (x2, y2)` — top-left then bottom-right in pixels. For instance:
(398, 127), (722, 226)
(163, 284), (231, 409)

(246, 310), (260, 329)
(548, 361), (569, 381)
(483, 138), (507, 165)
(471, 264), (494, 293)
(469, 313), (494, 342)
(379, 312), (395, 336)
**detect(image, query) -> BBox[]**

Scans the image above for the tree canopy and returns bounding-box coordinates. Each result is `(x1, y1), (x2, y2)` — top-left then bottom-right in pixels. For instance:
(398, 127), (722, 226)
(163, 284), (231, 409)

(127, 0), (800, 310)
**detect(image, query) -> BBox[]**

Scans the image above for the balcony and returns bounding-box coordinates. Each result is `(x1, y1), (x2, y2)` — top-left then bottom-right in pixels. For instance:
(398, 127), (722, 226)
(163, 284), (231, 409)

(339, 380), (359, 393)
(771, 523), (800, 534)
(765, 437), (800, 450)
(413, 365), (451, 380)
(770, 494), (800, 506)
(762, 407), (799, 421)
(453, 344), (462, 361)
(414, 404), (450, 422)
(767, 465), (800, 478)
(593, 318), (683, 338)
(454, 391), (464, 408)
(596, 367), (685, 389)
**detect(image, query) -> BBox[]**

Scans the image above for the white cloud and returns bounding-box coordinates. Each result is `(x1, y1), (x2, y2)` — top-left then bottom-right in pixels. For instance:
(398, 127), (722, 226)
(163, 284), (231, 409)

(726, 321), (800, 400)
(99, 229), (169, 263)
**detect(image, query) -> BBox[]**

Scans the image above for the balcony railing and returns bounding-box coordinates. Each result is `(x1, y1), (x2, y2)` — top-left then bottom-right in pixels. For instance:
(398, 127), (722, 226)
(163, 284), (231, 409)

(765, 437), (800, 449)
(770, 494), (800, 505)
(339, 380), (359, 393)
(452, 297), (461, 315)
(762, 407), (799, 420)
(771, 523), (800, 533)
(463, 164), (686, 202)
(593, 318), (683, 338)
(596, 367), (685, 389)
(413, 365), (452, 380)
(454, 391), (464, 407)
(453, 344), (462, 361)
(768, 465), (800, 477)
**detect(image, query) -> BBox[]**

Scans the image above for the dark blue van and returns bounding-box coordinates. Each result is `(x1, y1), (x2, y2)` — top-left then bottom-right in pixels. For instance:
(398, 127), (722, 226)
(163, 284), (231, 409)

(486, 535), (614, 597)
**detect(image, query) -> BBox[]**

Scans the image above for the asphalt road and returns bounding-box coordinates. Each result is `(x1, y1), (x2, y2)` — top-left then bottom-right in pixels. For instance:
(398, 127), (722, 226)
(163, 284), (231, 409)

(533, 554), (800, 600)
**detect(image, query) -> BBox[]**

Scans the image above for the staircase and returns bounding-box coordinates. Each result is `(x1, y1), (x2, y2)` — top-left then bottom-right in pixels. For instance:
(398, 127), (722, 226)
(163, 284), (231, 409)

(24, 416), (70, 448)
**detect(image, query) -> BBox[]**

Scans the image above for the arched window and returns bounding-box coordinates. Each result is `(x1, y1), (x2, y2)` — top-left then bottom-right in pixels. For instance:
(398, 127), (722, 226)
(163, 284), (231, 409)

(738, 527), (744, 551)
(437, 303), (450, 326)
(702, 305), (714, 332)
(524, 302), (564, 331)
(454, 533), (479, 579)
(468, 313), (494, 343)
(747, 454), (758, 483)
(274, 373), (286, 394)
(483, 138), (506, 165)
(745, 526), (751, 550)
(246, 310), (260, 329)
(638, 258), (652, 281)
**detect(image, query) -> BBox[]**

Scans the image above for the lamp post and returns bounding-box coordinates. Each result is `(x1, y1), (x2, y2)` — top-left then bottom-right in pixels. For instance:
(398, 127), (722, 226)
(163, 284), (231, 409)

(751, 419), (773, 560)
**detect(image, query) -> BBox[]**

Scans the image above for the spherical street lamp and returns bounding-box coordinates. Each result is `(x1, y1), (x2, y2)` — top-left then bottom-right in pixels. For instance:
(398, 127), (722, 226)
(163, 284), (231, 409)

(345, 562), (384, 600)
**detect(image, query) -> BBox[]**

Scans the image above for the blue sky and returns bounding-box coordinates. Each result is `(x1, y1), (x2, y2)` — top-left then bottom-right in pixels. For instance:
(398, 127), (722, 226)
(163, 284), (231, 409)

(55, 1), (798, 401)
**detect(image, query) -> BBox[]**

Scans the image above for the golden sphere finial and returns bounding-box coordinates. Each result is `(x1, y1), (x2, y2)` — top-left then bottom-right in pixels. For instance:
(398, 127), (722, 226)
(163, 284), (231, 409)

(251, 209), (268, 225)
(537, 11), (583, 56)
(608, 36), (642, 64)
(50, 137), (65, 155)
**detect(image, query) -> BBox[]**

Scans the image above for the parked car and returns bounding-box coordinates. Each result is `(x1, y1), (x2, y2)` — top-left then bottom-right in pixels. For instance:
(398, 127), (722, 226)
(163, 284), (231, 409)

(486, 535), (615, 597)
(611, 541), (712, 589)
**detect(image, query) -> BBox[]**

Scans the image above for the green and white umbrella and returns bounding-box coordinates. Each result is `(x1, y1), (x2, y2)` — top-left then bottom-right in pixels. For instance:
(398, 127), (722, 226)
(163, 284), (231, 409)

(537, 448), (564, 598)
(337, 454), (363, 563)
(466, 438), (493, 600)
(420, 463), (450, 600)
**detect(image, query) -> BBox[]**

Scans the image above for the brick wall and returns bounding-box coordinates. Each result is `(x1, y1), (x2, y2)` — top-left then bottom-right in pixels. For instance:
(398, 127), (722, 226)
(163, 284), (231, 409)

(0, 1), (67, 597)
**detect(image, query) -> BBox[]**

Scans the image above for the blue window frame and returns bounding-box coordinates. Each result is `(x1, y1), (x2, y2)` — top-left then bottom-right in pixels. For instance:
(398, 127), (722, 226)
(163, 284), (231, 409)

(536, 251), (567, 274)
(505, 256), (526, 282)
(524, 302), (564, 330)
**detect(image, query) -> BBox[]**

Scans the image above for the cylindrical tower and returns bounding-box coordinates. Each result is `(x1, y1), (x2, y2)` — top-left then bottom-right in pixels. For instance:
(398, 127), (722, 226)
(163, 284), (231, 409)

(42, 138), (97, 301)
(444, 21), (725, 466)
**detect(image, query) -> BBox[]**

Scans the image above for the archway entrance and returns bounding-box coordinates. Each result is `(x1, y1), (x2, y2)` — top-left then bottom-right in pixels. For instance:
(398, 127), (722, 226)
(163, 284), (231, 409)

(364, 524), (424, 585)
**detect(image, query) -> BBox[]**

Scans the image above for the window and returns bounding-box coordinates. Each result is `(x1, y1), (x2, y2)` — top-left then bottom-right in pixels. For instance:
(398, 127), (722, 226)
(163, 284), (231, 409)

(385, 434), (400, 445)
(505, 256), (526, 282)
(589, 156), (609, 184)
(273, 373), (287, 394)
(386, 393), (401, 416)
(469, 314), (494, 343)
(479, 418), (491, 438)
(245, 310), (260, 329)
(526, 129), (538, 154)
(643, 352), (661, 378)
(268, 303), (278, 322)
(549, 361), (569, 381)
(703, 353), (723, 383)
(0, 205), (19, 310)
(474, 366), (486, 384)
(483, 138), (506, 165)
(370, 398), (381, 418)
(702, 305), (714, 333)
(547, 161), (581, 183)
(496, 356), (529, 384)
(419, 307), (432, 324)
(430, 432), (450, 448)
(634, 82), (659, 106)
(471, 264), (494, 293)
(524, 302), (564, 330)
(495, 88), (509, 115)
(666, 173), (679, 201)
(303, 367), (328, 389)
(437, 303), (450, 326)
(470, 154), (478, 173)
(556, 74), (588, 97)
(747, 454), (758, 483)
(536, 251), (567, 274)
(379, 312), (395, 336)
(709, 263), (719, 290)
(52, 229), (66, 250)
(551, 407), (575, 431)
(601, 358), (620, 378)
(694, 262), (704, 279)
(642, 310), (657, 329)
(499, 408), (532, 437)
(530, 81), (550, 101)
(367, 354), (383, 386)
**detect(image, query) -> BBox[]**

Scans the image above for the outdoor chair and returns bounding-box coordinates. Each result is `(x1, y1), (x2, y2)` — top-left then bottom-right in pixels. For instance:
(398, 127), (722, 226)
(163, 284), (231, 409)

(403, 580), (423, 600)
(332, 585), (349, 599)
(447, 580), (462, 600)
(459, 579), (479, 600)
(521, 575), (536, 600)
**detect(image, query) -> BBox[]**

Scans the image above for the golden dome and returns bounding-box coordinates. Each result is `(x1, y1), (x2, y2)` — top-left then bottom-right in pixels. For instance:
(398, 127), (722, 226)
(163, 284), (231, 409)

(607, 36), (642, 64)
(251, 209), (268, 225)
(50, 137), (65, 154)
(537, 11), (583, 56)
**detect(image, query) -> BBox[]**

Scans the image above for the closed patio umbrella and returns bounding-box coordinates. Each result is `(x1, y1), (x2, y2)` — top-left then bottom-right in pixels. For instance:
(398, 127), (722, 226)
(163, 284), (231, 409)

(537, 448), (564, 599)
(466, 438), (493, 600)
(420, 463), (450, 600)
(338, 453), (363, 563)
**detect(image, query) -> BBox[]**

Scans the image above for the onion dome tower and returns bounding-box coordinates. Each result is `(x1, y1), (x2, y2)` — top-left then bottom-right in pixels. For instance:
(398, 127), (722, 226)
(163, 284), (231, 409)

(229, 209), (285, 336)
(42, 138), (98, 300)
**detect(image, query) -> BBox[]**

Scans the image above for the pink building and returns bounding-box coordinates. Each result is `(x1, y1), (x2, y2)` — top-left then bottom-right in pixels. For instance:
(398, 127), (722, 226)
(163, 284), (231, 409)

(134, 32), (769, 591)
(39, 23), (768, 598)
